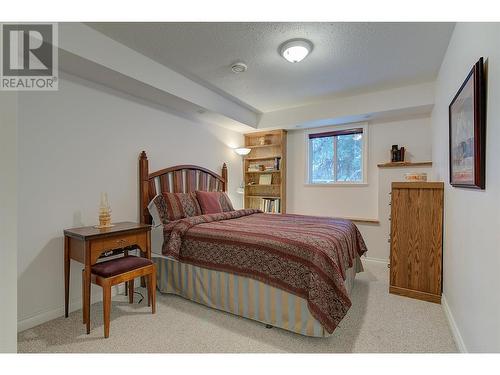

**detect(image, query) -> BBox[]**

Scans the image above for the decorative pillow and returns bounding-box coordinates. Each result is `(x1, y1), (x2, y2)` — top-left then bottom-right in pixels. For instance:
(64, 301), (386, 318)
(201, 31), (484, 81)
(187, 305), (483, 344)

(218, 192), (235, 212)
(151, 192), (202, 224)
(196, 191), (223, 214)
(147, 194), (164, 227)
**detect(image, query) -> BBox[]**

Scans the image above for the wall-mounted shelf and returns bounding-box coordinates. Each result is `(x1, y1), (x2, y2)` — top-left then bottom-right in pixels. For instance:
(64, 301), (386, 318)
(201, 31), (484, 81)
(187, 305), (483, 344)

(377, 161), (432, 168)
(342, 216), (380, 224)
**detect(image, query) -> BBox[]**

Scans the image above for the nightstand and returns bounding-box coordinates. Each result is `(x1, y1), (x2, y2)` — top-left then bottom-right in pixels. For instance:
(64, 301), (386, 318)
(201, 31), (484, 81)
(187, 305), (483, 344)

(63, 222), (151, 334)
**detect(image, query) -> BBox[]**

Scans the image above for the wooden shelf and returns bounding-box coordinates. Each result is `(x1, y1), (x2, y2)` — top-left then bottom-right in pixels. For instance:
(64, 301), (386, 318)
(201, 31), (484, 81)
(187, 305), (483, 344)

(247, 195), (281, 199)
(246, 143), (281, 149)
(246, 184), (280, 187)
(245, 170), (280, 174)
(244, 155), (281, 161)
(341, 216), (380, 224)
(244, 129), (287, 213)
(377, 161), (432, 168)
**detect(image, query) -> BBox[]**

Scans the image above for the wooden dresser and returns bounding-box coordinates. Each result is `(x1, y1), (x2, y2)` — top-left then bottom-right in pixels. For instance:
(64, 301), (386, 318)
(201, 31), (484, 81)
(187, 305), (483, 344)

(389, 182), (444, 303)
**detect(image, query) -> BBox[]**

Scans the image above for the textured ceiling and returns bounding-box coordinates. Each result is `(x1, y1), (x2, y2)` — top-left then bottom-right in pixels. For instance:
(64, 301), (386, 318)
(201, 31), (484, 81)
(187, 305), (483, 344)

(88, 22), (454, 113)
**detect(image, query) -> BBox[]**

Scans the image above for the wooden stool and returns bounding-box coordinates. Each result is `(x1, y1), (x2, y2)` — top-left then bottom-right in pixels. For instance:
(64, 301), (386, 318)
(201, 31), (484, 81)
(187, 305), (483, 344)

(85, 256), (156, 338)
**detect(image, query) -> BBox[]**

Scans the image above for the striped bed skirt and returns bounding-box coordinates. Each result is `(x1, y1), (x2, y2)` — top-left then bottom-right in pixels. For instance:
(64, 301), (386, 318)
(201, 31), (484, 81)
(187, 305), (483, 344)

(152, 255), (362, 337)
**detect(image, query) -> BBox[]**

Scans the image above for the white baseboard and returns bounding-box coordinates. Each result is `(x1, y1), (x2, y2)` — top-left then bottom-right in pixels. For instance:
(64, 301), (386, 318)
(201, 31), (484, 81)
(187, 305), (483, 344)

(442, 293), (467, 353)
(17, 284), (125, 333)
(362, 256), (389, 265)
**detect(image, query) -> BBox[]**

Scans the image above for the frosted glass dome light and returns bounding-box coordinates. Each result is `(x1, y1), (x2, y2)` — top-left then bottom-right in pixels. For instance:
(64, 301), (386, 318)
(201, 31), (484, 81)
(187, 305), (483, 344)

(280, 39), (313, 63)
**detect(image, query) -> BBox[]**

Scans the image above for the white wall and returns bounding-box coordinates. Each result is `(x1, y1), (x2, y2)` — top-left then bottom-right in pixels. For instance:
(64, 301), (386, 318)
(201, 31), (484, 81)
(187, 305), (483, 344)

(0, 92), (18, 352)
(431, 23), (500, 352)
(287, 116), (432, 261)
(17, 73), (243, 331)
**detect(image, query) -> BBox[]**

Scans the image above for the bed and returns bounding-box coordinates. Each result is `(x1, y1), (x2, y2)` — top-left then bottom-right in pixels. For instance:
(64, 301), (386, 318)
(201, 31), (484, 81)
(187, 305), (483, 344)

(139, 151), (367, 337)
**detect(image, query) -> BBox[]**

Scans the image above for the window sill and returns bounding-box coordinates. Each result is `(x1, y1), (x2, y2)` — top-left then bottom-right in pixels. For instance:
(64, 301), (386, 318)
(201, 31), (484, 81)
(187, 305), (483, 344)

(304, 183), (368, 187)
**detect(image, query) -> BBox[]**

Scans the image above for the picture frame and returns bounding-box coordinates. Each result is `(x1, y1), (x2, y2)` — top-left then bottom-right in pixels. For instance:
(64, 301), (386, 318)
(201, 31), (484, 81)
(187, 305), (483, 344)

(449, 57), (486, 189)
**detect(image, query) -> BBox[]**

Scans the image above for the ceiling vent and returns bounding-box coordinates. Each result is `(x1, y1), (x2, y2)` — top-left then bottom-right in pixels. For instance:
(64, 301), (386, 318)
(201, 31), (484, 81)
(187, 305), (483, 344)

(231, 62), (248, 73)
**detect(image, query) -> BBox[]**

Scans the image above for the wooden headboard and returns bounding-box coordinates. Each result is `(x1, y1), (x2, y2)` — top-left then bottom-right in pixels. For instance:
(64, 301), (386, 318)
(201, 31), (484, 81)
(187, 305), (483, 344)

(139, 151), (228, 224)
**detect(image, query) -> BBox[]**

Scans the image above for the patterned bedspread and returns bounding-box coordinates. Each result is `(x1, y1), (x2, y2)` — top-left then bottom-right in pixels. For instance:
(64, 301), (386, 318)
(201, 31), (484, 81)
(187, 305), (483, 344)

(161, 209), (367, 333)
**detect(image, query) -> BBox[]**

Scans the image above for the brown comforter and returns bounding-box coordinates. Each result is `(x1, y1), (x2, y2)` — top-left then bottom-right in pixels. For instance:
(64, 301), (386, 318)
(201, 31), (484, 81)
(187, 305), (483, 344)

(162, 209), (367, 333)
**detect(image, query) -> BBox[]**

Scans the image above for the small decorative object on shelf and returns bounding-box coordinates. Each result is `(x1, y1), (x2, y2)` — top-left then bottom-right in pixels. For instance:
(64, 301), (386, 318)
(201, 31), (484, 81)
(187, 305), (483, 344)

(96, 192), (113, 228)
(391, 145), (405, 162)
(404, 173), (428, 182)
(248, 163), (265, 172)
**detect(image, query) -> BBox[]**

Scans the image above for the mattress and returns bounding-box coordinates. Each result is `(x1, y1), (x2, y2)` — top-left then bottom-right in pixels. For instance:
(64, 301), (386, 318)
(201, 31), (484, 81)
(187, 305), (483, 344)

(152, 251), (362, 337)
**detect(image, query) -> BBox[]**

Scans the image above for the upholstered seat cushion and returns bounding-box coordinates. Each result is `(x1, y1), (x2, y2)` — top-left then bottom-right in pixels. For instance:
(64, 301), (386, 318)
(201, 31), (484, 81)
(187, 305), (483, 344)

(92, 256), (153, 278)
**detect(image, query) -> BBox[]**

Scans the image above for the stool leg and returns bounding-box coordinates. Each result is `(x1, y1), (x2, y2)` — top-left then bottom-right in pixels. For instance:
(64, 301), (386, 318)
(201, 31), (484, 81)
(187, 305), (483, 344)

(146, 275), (151, 307)
(124, 249), (129, 296)
(128, 278), (134, 304)
(82, 270), (86, 324)
(151, 267), (156, 314)
(103, 281), (111, 338)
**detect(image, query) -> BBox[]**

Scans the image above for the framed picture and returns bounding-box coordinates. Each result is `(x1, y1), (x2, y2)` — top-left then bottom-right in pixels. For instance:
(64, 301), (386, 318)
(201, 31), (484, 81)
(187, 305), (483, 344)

(449, 57), (486, 189)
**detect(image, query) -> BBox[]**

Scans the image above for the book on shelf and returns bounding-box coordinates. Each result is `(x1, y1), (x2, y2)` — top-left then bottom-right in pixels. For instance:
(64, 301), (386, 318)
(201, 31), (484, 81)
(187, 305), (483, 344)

(260, 197), (280, 214)
(259, 174), (272, 185)
(274, 157), (281, 171)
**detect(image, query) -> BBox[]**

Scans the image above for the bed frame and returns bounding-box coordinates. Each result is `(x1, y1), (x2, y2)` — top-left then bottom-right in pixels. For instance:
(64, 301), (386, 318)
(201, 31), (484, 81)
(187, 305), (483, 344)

(137, 150), (360, 337)
(139, 151), (227, 225)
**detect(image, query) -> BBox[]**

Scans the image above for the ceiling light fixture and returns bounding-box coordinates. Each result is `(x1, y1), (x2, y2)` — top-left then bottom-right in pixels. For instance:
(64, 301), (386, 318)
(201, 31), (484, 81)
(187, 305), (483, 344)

(280, 39), (313, 63)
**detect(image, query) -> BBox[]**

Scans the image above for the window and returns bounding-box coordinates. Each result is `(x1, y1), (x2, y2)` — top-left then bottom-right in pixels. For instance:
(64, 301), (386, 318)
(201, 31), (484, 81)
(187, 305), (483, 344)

(307, 126), (366, 184)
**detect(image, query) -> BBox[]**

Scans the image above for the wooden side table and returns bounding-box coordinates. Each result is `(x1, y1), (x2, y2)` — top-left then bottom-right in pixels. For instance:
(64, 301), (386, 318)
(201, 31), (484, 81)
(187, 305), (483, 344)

(63, 222), (151, 334)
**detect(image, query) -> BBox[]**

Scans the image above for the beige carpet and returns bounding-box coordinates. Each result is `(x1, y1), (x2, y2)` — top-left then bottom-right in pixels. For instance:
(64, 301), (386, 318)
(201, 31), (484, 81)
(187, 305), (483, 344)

(18, 260), (457, 353)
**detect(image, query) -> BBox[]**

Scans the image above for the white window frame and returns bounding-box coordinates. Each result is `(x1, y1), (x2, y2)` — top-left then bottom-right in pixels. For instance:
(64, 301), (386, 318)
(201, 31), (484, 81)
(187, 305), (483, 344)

(304, 123), (368, 186)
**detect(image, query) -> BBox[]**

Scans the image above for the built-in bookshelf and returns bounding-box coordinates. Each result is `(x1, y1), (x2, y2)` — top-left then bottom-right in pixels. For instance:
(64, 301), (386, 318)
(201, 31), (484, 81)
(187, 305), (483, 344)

(243, 129), (287, 214)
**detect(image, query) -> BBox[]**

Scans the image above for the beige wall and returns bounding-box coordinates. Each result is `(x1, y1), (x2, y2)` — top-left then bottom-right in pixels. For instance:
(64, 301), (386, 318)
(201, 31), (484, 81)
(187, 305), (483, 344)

(431, 22), (500, 352)
(17, 73), (243, 331)
(286, 115), (433, 261)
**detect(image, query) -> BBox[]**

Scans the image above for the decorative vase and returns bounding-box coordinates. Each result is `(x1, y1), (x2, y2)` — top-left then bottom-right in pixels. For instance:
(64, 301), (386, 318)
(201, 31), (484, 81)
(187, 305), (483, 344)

(97, 192), (113, 228)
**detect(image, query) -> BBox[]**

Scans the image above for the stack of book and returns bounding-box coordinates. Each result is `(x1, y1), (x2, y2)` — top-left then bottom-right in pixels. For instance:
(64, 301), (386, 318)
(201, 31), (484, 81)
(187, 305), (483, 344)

(248, 164), (264, 172)
(260, 198), (280, 213)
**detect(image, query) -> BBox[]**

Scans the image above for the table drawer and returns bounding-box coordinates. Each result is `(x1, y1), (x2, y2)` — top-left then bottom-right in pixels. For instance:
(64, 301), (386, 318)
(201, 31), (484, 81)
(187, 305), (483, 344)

(91, 233), (138, 263)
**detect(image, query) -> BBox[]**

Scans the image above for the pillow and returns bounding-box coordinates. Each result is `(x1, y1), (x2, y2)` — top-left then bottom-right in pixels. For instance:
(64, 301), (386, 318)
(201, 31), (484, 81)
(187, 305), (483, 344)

(218, 192), (235, 212)
(196, 191), (223, 214)
(150, 192), (202, 224)
(147, 194), (164, 227)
